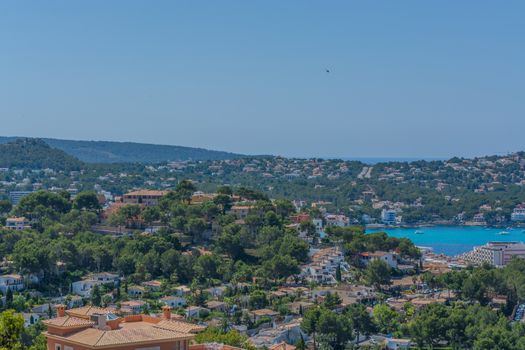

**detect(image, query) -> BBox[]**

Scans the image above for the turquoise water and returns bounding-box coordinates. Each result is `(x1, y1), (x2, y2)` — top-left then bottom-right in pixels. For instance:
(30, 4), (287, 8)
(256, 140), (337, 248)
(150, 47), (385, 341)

(366, 226), (525, 256)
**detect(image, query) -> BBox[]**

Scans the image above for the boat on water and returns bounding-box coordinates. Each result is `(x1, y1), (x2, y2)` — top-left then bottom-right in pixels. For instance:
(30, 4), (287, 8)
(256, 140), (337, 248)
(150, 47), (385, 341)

(415, 230), (424, 234)
(498, 231), (511, 235)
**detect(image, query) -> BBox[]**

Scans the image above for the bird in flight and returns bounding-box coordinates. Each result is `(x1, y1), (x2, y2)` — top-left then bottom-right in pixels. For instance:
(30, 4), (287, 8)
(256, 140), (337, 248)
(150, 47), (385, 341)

(325, 69), (330, 73)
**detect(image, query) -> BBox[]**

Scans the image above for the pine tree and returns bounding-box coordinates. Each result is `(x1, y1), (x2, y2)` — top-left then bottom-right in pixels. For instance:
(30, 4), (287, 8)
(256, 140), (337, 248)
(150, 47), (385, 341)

(5, 288), (13, 308)
(335, 264), (342, 282)
(296, 334), (306, 350)
(91, 285), (102, 306)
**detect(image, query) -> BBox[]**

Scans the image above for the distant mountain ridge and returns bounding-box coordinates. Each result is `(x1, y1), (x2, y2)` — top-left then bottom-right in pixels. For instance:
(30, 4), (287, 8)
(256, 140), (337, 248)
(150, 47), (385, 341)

(0, 136), (244, 163)
(0, 138), (84, 170)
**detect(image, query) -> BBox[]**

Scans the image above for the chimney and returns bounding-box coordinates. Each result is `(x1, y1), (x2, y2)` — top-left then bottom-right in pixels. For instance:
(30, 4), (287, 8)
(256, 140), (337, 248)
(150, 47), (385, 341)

(90, 314), (107, 330)
(56, 304), (66, 317)
(162, 305), (172, 320)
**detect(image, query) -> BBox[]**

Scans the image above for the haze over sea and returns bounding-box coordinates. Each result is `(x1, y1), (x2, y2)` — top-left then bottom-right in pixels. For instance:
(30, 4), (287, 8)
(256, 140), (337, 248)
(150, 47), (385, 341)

(366, 226), (525, 256)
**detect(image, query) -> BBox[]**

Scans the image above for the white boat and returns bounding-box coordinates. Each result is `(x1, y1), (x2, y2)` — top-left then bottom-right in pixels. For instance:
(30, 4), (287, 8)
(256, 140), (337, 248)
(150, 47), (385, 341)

(498, 231), (510, 235)
(415, 230), (424, 234)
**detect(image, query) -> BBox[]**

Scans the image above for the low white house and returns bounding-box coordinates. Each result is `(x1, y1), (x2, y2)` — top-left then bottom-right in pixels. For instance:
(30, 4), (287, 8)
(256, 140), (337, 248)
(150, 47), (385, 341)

(360, 251), (398, 269)
(185, 306), (208, 318)
(0, 274), (25, 294)
(384, 338), (411, 349)
(205, 286), (226, 298)
(4, 217), (30, 230)
(71, 273), (118, 297)
(120, 300), (146, 314)
(301, 247), (350, 285)
(160, 295), (186, 308)
(22, 313), (40, 327)
(128, 286), (146, 298)
(174, 285), (191, 297)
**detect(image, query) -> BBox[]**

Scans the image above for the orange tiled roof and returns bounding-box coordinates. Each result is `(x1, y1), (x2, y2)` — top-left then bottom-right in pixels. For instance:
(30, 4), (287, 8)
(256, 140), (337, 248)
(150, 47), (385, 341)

(66, 306), (116, 319)
(270, 342), (297, 350)
(43, 315), (95, 328)
(155, 319), (206, 333)
(124, 190), (169, 197)
(47, 326), (191, 347)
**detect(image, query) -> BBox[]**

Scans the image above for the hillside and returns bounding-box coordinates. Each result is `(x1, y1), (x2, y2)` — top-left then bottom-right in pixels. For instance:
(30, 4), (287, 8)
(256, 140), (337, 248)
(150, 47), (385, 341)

(0, 138), (84, 170)
(0, 137), (243, 163)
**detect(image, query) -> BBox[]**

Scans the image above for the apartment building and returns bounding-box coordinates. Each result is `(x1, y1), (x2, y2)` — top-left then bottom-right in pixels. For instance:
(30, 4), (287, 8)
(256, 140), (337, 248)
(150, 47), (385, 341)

(122, 190), (169, 206)
(511, 205), (525, 222)
(460, 241), (525, 267)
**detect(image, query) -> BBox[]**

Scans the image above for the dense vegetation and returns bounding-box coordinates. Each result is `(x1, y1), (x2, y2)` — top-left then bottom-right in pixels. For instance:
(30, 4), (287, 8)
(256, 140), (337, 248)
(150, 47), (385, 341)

(0, 137), (243, 163)
(0, 139), (83, 171)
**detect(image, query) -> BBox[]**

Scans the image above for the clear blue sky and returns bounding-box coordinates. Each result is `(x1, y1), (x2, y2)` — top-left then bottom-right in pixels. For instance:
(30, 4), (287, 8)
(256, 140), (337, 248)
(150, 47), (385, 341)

(1, 1), (524, 158)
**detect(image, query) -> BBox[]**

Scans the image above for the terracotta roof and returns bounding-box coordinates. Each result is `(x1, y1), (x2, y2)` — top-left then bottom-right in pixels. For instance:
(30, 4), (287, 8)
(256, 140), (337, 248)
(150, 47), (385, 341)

(270, 342), (296, 350)
(251, 309), (279, 316)
(6, 217), (28, 222)
(44, 316), (202, 348)
(48, 326), (191, 347)
(43, 315), (95, 328)
(360, 251), (391, 257)
(66, 306), (115, 318)
(124, 190), (168, 197)
(155, 319), (206, 333)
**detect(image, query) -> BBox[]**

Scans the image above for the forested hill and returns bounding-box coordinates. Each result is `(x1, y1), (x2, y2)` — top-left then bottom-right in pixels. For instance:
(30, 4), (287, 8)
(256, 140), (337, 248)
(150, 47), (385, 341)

(0, 137), (244, 163)
(0, 138), (84, 170)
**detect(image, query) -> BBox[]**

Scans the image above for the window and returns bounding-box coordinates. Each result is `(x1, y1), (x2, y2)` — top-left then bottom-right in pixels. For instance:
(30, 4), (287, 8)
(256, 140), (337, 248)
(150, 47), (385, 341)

(55, 345), (61, 350)
(65, 346), (74, 350)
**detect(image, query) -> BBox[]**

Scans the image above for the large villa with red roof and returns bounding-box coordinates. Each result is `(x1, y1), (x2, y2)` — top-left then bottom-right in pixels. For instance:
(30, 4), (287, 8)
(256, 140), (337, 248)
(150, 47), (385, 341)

(43, 305), (204, 350)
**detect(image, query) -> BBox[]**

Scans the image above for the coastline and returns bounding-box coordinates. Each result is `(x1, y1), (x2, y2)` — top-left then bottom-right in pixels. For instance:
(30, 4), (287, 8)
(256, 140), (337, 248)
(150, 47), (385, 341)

(365, 222), (525, 230)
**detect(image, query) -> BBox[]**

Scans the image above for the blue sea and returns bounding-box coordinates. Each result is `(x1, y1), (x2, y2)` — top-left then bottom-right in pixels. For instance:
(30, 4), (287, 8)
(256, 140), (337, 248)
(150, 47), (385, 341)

(366, 226), (525, 256)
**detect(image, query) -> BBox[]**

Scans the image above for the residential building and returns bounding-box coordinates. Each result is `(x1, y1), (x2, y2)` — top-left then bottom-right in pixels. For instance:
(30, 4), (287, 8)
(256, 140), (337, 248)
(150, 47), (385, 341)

(460, 241), (525, 267)
(122, 190), (168, 206)
(161, 295), (187, 308)
(71, 273), (119, 298)
(191, 192), (216, 205)
(190, 344), (244, 350)
(289, 213), (311, 224)
(9, 191), (32, 205)
(472, 213), (486, 223)
(312, 219), (323, 235)
(301, 247), (349, 285)
(185, 306), (209, 319)
(381, 209), (397, 225)
(249, 320), (306, 348)
(142, 280), (162, 291)
(384, 338), (411, 350)
(0, 274), (24, 294)
(229, 205), (253, 220)
(270, 342), (296, 350)
(325, 214), (349, 227)
(205, 286), (226, 298)
(511, 205), (525, 222)
(206, 301), (227, 313)
(248, 309), (280, 323)
(22, 312), (41, 327)
(360, 251), (398, 269)
(4, 217), (30, 230)
(120, 300), (146, 314)
(287, 301), (314, 315)
(174, 285), (191, 297)
(43, 305), (203, 350)
(127, 285), (146, 298)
